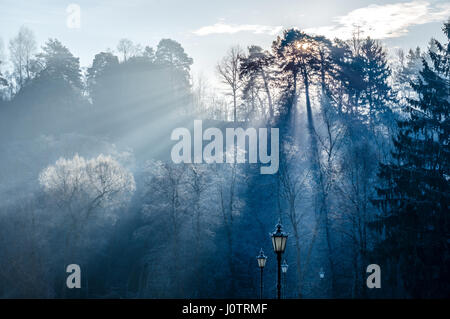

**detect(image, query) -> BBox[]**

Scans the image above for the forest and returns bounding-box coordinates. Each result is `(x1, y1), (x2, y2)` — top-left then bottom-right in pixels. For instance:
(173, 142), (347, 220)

(0, 19), (448, 299)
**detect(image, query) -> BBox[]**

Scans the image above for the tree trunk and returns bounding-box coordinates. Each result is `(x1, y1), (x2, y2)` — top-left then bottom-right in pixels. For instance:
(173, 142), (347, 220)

(261, 70), (274, 119)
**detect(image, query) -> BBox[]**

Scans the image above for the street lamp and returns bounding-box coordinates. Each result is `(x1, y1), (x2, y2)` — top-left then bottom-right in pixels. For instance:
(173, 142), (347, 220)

(319, 267), (325, 279)
(281, 260), (288, 299)
(256, 249), (267, 299)
(281, 260), (288, 274)
(271, 220), (288, 299)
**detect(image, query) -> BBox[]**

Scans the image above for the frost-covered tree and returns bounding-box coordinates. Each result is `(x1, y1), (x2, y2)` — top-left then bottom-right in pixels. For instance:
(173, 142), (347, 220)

(278, 139), (310, 298)
(39, 154), (135, 235)
(394, 47), (423, 104)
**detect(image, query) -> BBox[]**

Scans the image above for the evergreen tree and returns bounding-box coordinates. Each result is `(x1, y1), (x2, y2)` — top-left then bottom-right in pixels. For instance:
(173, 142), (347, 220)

(7, 38), (85, 138)
(360, 38), (395, 125)
(328, 39), (365, 114)
(37, 38), (82, 90)
(86, 52), (119, 104)
(373, 22), (450, 298)
(155, 38), (193, 85)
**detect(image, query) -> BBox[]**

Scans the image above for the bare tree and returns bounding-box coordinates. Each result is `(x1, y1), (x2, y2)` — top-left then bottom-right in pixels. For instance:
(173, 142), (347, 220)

(117, 38), (135, 62)
(39, 154), (136, 250)
(314, 100), (347, 297)
(9, 26), (37, 88)
(144, 160), (189, 296)
(217, 46), (243, 122)
(334, 136), (378, 298)
(278, 140), (310, 298)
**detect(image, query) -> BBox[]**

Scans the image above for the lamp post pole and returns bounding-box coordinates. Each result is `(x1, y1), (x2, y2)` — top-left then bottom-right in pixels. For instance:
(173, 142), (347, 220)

(277, 252), (281, 299)
(256, 249), (267, 299)
(271, 220), (288, 300)
(281, 260), (288, 299)
(260, 267), (264, 299)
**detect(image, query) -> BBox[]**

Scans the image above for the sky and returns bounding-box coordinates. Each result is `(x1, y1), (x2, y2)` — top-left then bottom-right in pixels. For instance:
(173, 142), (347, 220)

(0, 0), (449, 87)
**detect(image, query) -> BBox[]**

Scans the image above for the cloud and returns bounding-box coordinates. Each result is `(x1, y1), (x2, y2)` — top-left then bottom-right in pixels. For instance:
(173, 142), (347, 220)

(304, 1), (450, 40)
(192, 22), (283, 36)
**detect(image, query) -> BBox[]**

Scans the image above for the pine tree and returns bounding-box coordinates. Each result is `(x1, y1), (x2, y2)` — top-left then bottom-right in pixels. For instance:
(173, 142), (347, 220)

(239, 45), (275, 119)
(360, 38), (395, 125)
(37, 38), (82, 90)
(373, 22), (450, 298)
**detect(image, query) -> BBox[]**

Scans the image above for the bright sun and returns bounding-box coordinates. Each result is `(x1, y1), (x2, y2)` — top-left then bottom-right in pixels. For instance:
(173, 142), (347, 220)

(296, 42), (310, 50)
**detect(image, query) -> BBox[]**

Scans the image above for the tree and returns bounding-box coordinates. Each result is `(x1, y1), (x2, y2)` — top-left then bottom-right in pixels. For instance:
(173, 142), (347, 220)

(155, 39), (193, 75)
(208, 155), (245, 296)
(0, 60), (7, 94)
(117, 38), (135, 62)
(36, 38), (82, 90)
(143, 46), (155, 62)
(272, 29), (321, 129)
(86, 52), (119, 103)
(273, 30), (340, 296)
(185, 164), (210, 257)
(328, 38), (365, 115)
(239, 45), (275, 119)
(334, 123), (379, 298)
(0, 69), (6, 91)
(9, 26), (37, 89)
(155, 38), (193, 112)
(39, 154), (136, 252)
(278, 140), (310, 298)
(217, 46), (243, 122)
(5, 38), (85, 138)
(87, 52), (119, 79)
(373, 21), (450, 298)
(143, 160), (189, 297)
(359, 38), (395, 126)
(394, 47), (423, 104)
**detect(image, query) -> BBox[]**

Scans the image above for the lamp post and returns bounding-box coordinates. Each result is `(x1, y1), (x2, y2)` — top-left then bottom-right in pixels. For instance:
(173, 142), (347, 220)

(271, 220), (288, 299)
(319, 267), (325, 279)
(256, 249), (267, 299)
(281, 260), (288, 299)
